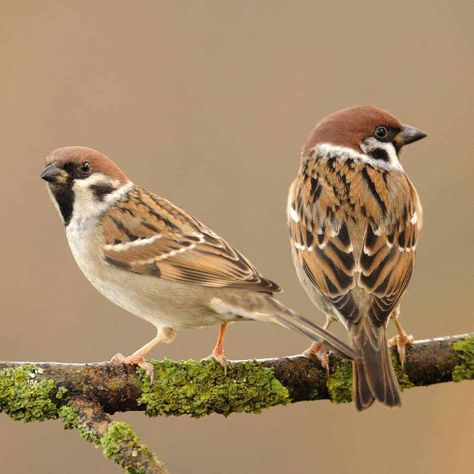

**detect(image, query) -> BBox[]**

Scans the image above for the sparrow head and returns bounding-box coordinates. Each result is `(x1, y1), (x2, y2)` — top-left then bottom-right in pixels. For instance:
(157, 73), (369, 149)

(303, 105), (427, 164)
(41, 146), (131, 226)
(41, 146), (129, 187)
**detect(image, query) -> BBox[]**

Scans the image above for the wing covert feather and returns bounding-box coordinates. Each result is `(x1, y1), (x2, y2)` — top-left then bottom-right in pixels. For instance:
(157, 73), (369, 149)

(101, 187), (280, 293)
(288, 159), (422, 326)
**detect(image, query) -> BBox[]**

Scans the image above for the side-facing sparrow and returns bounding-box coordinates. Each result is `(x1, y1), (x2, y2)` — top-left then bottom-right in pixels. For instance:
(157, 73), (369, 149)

(287, 106), (425, 410)
(41, 146), (355, 376)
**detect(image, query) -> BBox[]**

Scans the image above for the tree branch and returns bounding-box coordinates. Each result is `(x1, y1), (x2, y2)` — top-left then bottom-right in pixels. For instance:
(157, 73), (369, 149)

(61, 397), (168, 473)
(0, 332), (472, 473)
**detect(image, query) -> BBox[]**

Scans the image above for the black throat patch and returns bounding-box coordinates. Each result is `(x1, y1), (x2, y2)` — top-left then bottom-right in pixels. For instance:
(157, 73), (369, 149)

(49, 184), (75, 226)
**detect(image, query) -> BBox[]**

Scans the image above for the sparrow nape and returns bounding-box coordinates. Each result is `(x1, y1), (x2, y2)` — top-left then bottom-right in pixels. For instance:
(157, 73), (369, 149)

(41, 146), (355, 377)
(287, 106), (426, 410)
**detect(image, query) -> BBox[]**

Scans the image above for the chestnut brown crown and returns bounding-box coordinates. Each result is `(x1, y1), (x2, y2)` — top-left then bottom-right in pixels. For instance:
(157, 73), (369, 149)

(42, 146), (129, 185)
(303, 105), (425, 155)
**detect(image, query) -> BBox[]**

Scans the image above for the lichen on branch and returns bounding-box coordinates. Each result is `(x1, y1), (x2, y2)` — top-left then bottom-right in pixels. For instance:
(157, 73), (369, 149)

(0, 364), (67, 422)
(0, 332), (472, 473)
(138, 359), (289, 417)
(452, 336), (474, 382)
(60, 398), (167, 473)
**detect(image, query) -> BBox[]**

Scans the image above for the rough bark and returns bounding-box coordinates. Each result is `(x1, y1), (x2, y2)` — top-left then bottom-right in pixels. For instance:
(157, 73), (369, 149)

(0, 332), (472, 473)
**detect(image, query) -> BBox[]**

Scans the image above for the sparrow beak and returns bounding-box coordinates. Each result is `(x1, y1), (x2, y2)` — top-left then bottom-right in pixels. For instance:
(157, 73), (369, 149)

(395, 124), (427, 146)
(40, 163), (69, 184)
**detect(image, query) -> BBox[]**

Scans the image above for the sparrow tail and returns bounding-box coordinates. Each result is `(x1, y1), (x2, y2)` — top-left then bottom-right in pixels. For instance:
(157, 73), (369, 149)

(262, 297), (356, 360)
(350, 323), (401, 411)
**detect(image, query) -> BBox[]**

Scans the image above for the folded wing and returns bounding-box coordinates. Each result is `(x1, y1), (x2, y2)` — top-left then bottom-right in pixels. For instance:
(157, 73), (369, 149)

(101, 187), (280, 293)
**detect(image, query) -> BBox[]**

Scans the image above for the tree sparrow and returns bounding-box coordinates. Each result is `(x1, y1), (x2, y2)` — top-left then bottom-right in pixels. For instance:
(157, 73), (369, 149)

(41, 146), (355, 376)
(287, 106), (426, 410)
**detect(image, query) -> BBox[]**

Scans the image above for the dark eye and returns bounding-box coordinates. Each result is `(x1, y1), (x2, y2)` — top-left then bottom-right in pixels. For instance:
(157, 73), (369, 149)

(374, 126), (388, 140)
(79, 161), (91, 174)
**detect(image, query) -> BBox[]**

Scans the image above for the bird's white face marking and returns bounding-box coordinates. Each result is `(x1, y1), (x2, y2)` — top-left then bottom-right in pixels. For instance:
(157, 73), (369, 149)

(65, 178), (135, 279)
(360, 138), (403, 171)
(69, 175), (133, 229)
(314, 143), (404, 171)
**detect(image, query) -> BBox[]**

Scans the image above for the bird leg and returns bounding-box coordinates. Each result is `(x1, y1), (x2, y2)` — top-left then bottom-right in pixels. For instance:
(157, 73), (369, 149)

(111, 328), (176, 382)
(207, 323), (230, 374)
(303, 316), (334, 373)
(388, 307), (414, 371)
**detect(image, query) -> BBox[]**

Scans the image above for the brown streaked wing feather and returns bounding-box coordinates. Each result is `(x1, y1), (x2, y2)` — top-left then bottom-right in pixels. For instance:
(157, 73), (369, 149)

(288, 176), (359, 322)
(360, 179), (421, 325)
(289, 156), (422, 326)
(101, 187), (280, 293)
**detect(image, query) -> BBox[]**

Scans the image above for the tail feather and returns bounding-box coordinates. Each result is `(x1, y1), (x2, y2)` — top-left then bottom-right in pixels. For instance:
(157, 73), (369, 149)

(354, 359), (375, 410)
(351, 324), (401, 411)
(264, 299), (356, 360)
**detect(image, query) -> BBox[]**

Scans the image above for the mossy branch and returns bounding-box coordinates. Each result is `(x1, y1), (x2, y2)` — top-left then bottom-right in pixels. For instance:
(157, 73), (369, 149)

(60, 398), (168, 473)
(0, 332), (472, 473)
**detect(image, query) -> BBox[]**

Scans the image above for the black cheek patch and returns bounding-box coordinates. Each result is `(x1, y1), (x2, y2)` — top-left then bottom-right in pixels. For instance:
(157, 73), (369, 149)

(368, 148), (390, 162)
(90, 183), (117, 202)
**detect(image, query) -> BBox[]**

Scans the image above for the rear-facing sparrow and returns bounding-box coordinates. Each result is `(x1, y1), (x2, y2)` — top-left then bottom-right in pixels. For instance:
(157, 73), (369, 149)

(287, 106), (426, 409)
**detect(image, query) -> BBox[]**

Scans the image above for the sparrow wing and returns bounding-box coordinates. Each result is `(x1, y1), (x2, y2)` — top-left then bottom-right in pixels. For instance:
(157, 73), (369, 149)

(288, 162), (422, 326)
(288, 176), (359, 322)
(101, 187), (280, 293)
(359, 177), (422, 325)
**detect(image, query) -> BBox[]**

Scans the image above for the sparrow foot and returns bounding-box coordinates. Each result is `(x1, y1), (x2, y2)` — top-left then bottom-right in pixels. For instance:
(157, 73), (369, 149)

(388, 333), (414, 371)
(304, 342), (330, 373)
(203, 323), (230, 374)
(202, 351), (231, 375)
(111, 352), (155, 382)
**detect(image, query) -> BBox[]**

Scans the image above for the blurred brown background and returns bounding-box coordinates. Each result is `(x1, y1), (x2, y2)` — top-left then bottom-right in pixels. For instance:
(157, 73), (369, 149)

(0, 1), (473, 472)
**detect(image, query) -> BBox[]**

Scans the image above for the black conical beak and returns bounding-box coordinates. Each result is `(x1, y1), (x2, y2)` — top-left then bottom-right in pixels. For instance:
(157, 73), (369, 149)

(40, 163), (69, 184)
(396, 124), (427, 146)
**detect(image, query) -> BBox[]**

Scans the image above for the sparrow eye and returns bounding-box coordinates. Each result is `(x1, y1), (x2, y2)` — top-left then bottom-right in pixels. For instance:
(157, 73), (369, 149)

(79, 161), (91, 174)
(374, 126), (388, 140)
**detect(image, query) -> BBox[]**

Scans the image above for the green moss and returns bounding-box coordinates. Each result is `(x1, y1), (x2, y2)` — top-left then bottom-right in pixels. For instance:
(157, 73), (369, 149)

(327, 354), (415, 404)
(0, 365), (67, 421)
(58, 405), (79, 430)
(138, 359), (290, 417)
(59, 405), (100, 444)
(452, 336), (474, 382)
(101, 421), (159, 474)
(391, 354), (415, 390)
(326, 360), (352, 404)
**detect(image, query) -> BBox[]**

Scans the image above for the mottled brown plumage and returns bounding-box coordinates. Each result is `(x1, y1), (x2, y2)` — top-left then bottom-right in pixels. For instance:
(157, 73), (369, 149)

(42, 146), (356, 378)
(102, 186), (280, 293)
(288, 106), (425, 410)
